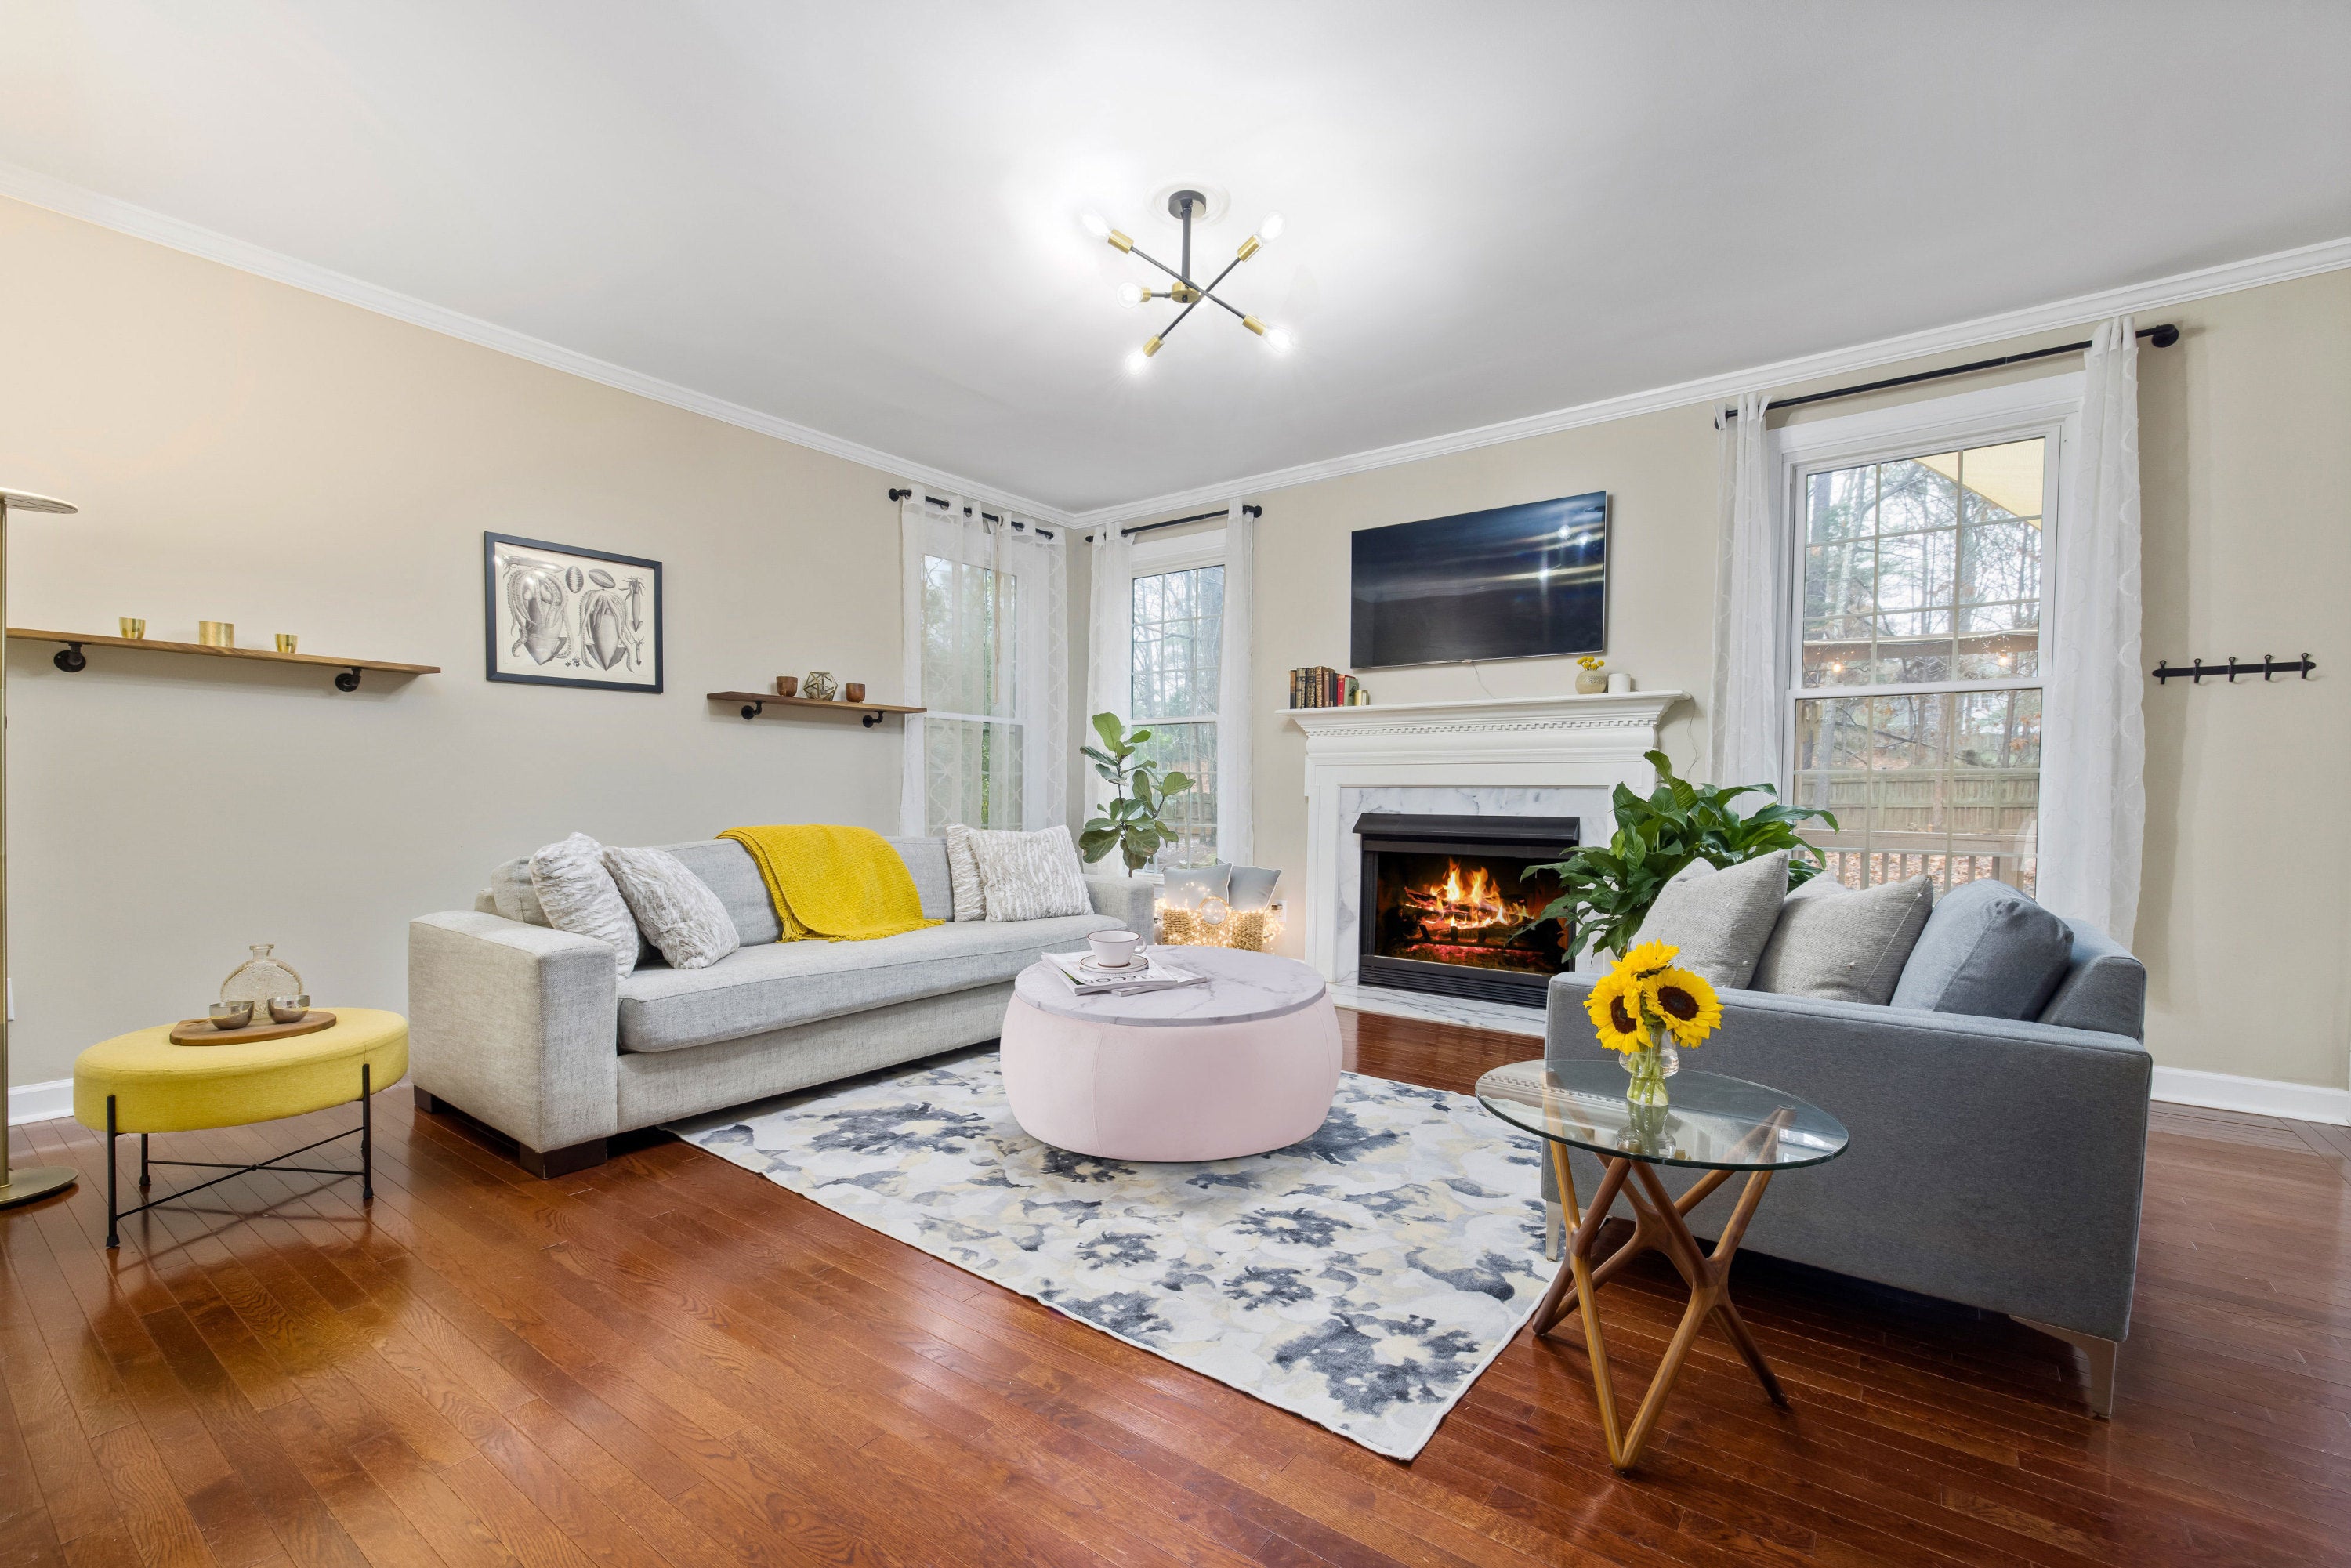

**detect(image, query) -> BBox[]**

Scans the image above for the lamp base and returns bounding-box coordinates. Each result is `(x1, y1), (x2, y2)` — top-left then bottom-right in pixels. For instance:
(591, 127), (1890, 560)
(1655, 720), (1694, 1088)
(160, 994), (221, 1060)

(0, 1164), (78, 1209)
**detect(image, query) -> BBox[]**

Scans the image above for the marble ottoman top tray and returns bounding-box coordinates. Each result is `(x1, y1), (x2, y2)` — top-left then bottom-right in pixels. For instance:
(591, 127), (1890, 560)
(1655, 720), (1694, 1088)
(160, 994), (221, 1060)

(1013, 946), (1328, 1028)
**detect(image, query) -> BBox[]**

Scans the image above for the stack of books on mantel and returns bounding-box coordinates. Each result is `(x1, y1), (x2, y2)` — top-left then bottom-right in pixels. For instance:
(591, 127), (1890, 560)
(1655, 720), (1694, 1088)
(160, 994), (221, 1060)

(1288, 666), (1366, 708)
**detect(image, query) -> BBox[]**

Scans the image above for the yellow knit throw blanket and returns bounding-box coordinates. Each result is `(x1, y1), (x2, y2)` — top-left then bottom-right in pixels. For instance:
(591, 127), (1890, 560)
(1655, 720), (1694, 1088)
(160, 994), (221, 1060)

(717, 824), (940, 943)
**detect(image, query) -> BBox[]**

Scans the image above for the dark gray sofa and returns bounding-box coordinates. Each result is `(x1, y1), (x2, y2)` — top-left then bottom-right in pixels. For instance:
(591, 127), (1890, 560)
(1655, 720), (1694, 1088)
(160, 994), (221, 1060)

(1545, 918), (2150, 1417)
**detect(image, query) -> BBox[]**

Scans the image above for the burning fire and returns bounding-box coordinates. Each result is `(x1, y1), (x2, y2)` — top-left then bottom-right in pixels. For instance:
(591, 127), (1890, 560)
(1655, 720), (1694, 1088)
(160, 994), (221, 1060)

(1400, 859), (1534, 940)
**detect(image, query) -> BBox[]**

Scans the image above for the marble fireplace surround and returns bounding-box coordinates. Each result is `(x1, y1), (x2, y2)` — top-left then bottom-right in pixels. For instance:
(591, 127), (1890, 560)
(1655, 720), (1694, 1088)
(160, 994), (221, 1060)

(1285, 693), (1690, 992)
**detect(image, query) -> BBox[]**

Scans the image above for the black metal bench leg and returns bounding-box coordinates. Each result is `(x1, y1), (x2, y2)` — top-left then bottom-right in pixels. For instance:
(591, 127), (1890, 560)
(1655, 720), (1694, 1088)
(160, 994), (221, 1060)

(106, 1095), (119, 1250)
(361, 1063), (374, 1202)
(139, 1133), (150, 1190)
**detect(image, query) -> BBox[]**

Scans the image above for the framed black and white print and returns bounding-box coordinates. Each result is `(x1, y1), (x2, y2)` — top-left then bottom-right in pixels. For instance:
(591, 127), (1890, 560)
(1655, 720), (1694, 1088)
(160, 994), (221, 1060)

(484, 533), (664, 693)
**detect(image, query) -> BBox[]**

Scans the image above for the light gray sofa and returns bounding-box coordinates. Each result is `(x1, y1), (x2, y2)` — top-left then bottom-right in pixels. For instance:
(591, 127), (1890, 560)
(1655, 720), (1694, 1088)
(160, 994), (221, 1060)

(408, 835), (1151, 1176)
(1545, 916), (2150, 1418)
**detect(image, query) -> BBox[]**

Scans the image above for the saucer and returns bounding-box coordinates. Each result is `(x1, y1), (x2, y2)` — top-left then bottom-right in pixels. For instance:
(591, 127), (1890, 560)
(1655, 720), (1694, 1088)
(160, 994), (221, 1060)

(1080, 954), (1149, 973)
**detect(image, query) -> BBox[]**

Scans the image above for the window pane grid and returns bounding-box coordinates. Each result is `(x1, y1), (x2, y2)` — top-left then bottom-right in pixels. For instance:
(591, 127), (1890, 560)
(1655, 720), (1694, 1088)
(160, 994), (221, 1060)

(1794, 438), (2045, 894)
(1130, 564), (1223, 871)
(921, 552), (1023, 831)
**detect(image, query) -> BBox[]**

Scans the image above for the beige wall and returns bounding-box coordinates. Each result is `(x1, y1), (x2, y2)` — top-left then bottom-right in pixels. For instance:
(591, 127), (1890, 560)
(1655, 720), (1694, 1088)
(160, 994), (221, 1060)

(1, 197), (915, 1088)
(1234, 267), (2351, 1092)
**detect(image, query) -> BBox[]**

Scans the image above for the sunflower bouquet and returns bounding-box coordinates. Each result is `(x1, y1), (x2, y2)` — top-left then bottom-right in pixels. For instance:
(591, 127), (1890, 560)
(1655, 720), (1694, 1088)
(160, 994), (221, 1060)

(1582, 940), (1722, 1107)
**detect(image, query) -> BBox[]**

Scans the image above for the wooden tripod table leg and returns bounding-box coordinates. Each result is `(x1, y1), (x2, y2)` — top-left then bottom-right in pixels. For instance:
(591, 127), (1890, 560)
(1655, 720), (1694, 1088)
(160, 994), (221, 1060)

(1534, 1152), (1791, 1472)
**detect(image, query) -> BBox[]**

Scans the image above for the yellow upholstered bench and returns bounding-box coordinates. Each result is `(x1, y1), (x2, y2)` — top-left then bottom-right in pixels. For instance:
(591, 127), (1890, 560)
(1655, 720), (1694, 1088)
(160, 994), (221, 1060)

(73, 1007), (407, 1248)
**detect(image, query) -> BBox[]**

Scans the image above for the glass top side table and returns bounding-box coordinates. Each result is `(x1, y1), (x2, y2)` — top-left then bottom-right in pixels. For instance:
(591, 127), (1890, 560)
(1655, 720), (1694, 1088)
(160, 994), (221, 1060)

(1477, 1058), (1850, 1472)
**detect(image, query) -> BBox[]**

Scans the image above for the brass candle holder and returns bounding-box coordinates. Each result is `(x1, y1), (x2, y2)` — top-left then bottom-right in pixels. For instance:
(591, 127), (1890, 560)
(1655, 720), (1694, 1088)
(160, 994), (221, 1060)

(197, 621), (234, 648)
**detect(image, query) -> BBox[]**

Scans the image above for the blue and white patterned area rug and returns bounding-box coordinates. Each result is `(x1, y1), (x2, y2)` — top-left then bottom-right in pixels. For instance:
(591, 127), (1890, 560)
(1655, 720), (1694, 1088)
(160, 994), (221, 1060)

(668, 1048), (1554, 1459)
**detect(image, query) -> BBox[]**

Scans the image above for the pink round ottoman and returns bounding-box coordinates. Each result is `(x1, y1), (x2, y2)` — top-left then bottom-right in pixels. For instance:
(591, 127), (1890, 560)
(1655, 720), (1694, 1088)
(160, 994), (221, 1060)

(1001, 947), (1341, 1161)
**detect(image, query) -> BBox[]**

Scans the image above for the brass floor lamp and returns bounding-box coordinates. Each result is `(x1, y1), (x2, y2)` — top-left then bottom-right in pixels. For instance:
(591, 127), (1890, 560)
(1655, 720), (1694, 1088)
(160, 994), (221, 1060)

(0, 487), (78, 1211)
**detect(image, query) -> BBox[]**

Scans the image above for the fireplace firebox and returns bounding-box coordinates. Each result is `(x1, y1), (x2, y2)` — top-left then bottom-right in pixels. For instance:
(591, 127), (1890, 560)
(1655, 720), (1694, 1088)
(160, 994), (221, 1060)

(1354, 813), (1580, 1007)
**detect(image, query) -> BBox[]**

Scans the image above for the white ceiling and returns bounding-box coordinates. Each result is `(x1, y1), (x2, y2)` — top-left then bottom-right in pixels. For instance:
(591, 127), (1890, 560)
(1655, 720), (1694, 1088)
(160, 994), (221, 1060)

(3, 2), (2347, 516)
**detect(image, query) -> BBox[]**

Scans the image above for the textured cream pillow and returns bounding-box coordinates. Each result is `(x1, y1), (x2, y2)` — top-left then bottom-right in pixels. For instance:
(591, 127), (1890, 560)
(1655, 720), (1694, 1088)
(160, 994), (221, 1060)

(966, 824), (1092, 922)
(528, 833), (639, 980)
(943, 824), (986, 922)
(602, 846), (741, 970)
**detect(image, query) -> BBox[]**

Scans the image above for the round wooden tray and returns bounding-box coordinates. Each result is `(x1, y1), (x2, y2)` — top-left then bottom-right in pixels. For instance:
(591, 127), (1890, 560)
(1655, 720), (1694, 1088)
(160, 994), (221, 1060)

(168, 1009), (338, 1046)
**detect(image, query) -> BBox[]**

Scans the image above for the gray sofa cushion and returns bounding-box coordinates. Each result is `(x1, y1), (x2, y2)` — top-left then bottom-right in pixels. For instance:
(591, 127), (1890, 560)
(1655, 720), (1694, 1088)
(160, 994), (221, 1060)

(2037, 923), (2149, 1039)
(616, 911), (1118, 1052)
(886, 836), (955, 922)
(1754, 874), (1933, 1005)
(1635, 849), (1788, 988)
(490, 858), (552, 926)
(1893, 878), (2075, 1022)
(654, 841), (781, 946)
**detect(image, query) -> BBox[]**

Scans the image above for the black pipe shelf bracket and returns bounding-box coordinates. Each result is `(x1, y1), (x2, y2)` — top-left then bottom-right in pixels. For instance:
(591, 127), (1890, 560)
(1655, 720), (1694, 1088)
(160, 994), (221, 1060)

(2151, 654), (2317, 684)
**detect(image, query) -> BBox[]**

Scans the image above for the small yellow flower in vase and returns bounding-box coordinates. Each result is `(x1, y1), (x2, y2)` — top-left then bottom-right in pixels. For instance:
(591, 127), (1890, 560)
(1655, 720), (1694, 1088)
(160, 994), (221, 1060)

(1575, 654), (1609, 694)
(1585, 940), (1722, 1108)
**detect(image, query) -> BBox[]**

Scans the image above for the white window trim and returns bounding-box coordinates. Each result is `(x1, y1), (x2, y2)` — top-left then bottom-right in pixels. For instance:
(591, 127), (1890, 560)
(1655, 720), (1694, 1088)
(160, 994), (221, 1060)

(1126, 527), (1226, 873)
(1770, 375), (2082, 792)
(908, 509), (1058, 832)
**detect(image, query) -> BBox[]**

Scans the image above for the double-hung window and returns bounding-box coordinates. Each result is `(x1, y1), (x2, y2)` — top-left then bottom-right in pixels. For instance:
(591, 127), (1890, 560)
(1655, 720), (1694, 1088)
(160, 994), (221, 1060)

(1126, 530), (1224, 871)
(1790, 433), (2053, 893)
(904, 500), (1065, 836)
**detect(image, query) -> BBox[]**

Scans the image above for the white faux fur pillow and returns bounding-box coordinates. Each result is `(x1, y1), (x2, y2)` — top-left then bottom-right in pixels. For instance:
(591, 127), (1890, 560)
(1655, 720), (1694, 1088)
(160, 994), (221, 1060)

(528, 832), (639, 980)
(943, 824), (987, 922)
(602, 846), (740, 970)
(965, 824), (1092, 922)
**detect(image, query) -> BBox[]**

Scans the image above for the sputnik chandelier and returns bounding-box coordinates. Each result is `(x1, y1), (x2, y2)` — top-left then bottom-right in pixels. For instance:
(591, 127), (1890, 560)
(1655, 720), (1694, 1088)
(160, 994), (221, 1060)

(1084, 189), (1291, 373)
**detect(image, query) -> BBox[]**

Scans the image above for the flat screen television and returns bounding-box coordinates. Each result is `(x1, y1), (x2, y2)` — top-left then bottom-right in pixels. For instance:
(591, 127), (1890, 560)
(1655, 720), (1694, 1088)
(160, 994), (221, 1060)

(1349, 491), (1608, 668)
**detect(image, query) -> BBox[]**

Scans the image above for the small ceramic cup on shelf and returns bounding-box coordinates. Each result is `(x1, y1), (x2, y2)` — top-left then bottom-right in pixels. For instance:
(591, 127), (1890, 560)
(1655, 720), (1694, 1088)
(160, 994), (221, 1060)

(275, 634), (299, 654)
(118, 617), (145, 639)
(1608, 671), (1633, 693)
(197, 621), (234, 648)
(773, 675), (799, 697)
(844, 682), (867, 704)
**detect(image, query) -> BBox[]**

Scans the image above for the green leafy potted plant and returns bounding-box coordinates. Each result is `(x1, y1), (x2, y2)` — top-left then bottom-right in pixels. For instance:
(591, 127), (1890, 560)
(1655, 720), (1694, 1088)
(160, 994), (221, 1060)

(1078, 712), (1195, 875)
(1533, 749), (1838, 962)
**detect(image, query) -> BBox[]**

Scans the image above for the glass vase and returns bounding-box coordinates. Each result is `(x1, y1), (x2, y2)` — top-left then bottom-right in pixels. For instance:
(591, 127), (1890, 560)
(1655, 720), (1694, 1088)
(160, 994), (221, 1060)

(1621, 1039), (1679, 1107)
(221, 943), (303, 1009)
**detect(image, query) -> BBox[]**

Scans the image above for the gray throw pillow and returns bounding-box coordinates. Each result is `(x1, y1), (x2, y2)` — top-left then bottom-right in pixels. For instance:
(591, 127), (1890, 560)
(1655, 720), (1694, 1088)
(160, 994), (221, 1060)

(1890, 878), (2074, 1021)
(943, 824), (987, 922)
(968, 824), (1093, 922)
(603, 846), (741, 972)
(1753, 875), (1933, 1005)
(1635, 850), (1788, 989)
(491, 856), (552, 926)
(1227, 864), (1281, 911)
(529, 832), (640, 981)
(1163, 862), (1232, 908)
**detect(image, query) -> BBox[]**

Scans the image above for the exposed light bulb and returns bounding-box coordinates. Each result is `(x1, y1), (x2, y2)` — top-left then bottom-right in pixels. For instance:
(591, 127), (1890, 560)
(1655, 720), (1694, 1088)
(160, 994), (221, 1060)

(1125, 348), (1150, 376)
(1259, 212), (1286, 243)
(1118, 281), (1149, 306)
(1081, 211), (1110, 240)
(1264, 327), (1295, 355)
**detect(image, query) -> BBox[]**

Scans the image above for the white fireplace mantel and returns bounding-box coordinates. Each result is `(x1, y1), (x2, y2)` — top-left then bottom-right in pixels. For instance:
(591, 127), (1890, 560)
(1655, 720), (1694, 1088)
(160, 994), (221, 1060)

(1285, 691), (1689, 982)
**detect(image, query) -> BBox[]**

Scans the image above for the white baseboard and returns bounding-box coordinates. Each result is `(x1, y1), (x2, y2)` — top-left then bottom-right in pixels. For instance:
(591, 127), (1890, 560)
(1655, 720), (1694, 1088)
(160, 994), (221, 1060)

(8, 1077), (74, 1127)
(2151, 1066), (2351, 1126)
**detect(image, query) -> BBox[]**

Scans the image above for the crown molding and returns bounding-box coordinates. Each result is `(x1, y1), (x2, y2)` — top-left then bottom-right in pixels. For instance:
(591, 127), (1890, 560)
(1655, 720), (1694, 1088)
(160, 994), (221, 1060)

(1070, 232), (2351, 527)
(0, 163), (1074, 526)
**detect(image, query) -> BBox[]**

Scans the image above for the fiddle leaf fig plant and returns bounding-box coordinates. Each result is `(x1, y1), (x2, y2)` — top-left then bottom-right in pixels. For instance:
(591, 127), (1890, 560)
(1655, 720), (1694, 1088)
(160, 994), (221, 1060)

(1078, 712), (1195, 875)
(1532, 749), (1838, 962)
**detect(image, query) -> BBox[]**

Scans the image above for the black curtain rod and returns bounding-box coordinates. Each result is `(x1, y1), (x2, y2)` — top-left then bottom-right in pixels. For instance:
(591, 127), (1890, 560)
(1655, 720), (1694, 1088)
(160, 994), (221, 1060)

(886, 487), (1054, 539)
(1719, 323), (2179, 425)
(1093, 504), (1262, 541)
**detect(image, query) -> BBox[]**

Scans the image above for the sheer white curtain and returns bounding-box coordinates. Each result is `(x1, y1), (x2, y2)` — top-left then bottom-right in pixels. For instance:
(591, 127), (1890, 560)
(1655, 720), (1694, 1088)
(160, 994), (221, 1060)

(1215, 500), (1255, 864)
(898, 495), (1066, 835)
(1083, 525), (1134, 818)
(1709, 391), (1784, 789)
(2038, 317), (2145, 943)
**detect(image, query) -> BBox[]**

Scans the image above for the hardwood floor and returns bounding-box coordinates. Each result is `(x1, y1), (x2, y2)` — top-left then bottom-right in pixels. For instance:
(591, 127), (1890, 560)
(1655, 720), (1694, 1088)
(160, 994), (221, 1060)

(5, 1010), (2349, 1567)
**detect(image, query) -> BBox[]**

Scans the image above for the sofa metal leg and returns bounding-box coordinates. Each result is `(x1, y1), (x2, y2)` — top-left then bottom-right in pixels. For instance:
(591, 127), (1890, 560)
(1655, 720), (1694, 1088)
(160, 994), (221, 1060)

(2017, 1316), (2118, 1418)
(518, 1139), (607, 1179)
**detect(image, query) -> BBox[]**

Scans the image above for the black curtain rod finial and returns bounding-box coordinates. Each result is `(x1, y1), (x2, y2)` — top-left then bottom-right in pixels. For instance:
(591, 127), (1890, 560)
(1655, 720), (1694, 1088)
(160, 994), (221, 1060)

(886, 487), (912, 502)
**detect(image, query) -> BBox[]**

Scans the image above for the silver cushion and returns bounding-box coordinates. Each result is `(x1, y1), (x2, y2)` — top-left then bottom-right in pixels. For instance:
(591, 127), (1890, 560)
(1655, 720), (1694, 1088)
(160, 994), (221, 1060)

(615, 911), (1118, 1052)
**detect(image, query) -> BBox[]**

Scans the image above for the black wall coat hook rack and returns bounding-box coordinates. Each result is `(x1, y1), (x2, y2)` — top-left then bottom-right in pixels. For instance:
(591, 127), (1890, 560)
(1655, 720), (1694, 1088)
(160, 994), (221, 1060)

(2151, 654), (2317, 684)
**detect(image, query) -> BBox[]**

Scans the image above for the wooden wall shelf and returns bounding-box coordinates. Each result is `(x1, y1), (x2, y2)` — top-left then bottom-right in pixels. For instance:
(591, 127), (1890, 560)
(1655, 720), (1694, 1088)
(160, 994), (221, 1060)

(708, 691), (924, 728)
(8, 627), (440, 691)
